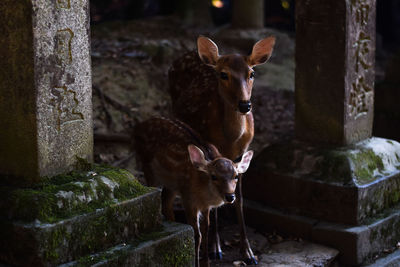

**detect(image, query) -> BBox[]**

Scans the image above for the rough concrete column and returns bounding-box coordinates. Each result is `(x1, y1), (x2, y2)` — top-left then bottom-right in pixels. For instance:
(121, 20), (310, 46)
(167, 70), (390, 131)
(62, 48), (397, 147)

(295, 0), (376, 145)
(0, 0), (93, 184)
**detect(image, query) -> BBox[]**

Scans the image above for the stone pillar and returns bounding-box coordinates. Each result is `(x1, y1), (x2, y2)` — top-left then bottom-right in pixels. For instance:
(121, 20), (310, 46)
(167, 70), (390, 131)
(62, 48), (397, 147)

(0, 3), (195, 267)
(295, 0), (375, 145)
(244, 1), (400, 265)
(0, 0), (92, 184)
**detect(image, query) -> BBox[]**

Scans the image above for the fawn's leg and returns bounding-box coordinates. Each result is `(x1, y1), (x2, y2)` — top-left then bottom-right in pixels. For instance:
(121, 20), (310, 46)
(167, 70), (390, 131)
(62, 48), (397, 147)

(184, 204), (201, 267)
(161, 187), (176, 221)
(200, 208), (210, 267)
(208, 208), (222, 259)
(235, 174), (257, 265)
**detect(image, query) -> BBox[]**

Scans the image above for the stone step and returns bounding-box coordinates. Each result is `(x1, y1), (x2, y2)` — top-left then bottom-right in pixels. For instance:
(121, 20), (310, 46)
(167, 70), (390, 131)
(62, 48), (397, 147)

(243, 137), (400, 225)
(0, 166), (162, 266)
(244, 199), (400, 266)
(60, 222), (194, 267)
(364, 249), (400, 267)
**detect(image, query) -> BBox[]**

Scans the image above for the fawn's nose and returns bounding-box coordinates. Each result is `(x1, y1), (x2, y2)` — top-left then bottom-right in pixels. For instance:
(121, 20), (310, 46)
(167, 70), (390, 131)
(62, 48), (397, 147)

(238, 100), (252, 114)
(225, 194), (236, 203)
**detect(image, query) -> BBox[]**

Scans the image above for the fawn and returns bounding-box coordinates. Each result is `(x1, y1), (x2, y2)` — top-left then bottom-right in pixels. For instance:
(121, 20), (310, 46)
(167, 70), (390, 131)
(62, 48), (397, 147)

(133, 117), (253, 267)
(168, 36), (275, 264)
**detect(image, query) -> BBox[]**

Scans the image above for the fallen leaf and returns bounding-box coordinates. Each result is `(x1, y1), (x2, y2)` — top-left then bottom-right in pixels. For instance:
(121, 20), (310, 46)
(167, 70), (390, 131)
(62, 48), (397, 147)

(233, 260), (247, 266)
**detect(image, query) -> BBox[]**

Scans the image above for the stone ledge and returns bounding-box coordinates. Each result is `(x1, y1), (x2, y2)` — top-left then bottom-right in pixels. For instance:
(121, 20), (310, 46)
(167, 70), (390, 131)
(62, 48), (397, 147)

(365, 249), (400, 267)
(0, 165), (152, 223)
(244, 199), (400, 266)
(61, 221), (194, 267)
(244, 137), (400, 225)
(0, 168), (162, 266)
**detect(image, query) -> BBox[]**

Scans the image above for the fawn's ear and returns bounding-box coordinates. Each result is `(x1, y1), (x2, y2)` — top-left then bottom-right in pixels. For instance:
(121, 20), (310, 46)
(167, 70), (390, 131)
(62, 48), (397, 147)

(207, 143), (220, 159)
(236, 150), (254, 174)
(188, 145), (208, 172)
(248, 36), (275, 66)
(197, 36), (219, 67)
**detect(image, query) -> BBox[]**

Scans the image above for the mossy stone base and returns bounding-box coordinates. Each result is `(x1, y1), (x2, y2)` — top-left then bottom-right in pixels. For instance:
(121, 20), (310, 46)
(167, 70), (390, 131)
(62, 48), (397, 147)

(0, 167), (162, 266)
(244, 199), (400, 266)
(244, 137), (400, 225)
(62, 222), (194, 267)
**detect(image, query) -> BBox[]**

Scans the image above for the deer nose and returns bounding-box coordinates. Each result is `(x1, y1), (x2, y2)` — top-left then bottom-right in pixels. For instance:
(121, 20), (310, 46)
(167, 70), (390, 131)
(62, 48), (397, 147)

(238, 100), (252, 114)
(225, 194), (236, 203)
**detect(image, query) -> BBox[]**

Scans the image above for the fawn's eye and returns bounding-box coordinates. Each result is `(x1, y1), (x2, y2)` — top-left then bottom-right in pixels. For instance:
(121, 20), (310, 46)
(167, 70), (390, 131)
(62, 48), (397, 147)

(249, 71), (255, 79)
(220, 72), (228, 80)
(211, 175), (217, 181)
(234, 175), (239, 181)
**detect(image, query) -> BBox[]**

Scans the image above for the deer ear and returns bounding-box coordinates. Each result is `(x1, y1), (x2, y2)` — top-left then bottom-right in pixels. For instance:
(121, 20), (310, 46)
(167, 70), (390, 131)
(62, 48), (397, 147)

(188, 145), (208, 172)
(237, 150), (254, 174)
(197, 36), (219, 67)
(248, 36), (275, 66)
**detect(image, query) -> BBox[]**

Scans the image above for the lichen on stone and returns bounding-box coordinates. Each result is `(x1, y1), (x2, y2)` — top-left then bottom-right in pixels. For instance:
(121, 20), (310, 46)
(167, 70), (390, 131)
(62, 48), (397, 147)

(0, 164), (151, 223)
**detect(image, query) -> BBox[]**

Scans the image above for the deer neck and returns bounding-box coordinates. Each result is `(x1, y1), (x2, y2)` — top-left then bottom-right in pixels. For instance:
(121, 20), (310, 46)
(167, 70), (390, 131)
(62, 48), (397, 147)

(221, 99), (247, 143)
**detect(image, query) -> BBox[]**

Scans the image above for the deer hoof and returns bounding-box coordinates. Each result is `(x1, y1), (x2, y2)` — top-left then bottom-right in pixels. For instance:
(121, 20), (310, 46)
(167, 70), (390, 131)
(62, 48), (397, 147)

(209, 252), (223, 260)
(244, 256), (258, 265)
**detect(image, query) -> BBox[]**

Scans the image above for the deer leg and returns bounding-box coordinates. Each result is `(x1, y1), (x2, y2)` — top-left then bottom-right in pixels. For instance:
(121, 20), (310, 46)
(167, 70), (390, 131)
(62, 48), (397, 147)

(200, 208), (210, 267)
(208, 208), (222, 260)
(235, 174), (258, 265)
(161, 187), (176, 221)
(184, 203), (201, 267)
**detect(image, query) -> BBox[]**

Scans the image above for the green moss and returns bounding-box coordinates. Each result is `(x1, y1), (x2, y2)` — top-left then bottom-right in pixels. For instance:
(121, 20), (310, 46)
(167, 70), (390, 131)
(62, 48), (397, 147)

(350, 149), (384, 185)
(43, 225), (70, 262)
(161, 235), (193, 267)
(1, 165), (152, 223)
(74, 226), (187, 266)
(32, 189), (160, 265)
(316, 150), (353, 184)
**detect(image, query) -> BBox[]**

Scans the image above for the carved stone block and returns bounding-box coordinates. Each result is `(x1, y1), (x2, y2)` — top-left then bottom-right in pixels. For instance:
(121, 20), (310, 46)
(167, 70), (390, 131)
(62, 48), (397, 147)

(0, 0), (92, 184)
(295, 0), (376, 145)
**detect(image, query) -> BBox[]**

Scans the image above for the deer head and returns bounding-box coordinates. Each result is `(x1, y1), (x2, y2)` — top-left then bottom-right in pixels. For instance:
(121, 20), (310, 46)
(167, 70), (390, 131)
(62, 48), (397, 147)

(197, 36), (275, 115)
(188, 144), (253, 204)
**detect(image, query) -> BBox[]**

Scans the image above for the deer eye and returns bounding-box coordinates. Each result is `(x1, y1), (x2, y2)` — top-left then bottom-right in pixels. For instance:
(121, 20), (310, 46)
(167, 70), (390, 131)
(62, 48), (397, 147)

(211, 175), (217, 181)
(234, 175), (239, 181)
(249, 71), (255, 79)
(220, 72), (228, 80)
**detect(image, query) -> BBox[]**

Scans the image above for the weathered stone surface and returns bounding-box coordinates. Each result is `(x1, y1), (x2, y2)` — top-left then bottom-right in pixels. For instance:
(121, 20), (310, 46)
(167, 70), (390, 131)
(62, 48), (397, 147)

(295, 0), (376, 145)
(244, 199), (400, 266)
(0, 0), (92, 184)
(62, 222), (195, 267)
(312, 208), (400, 266)
(260, 241), (338, 267)
(0, 166), (153, 223)
(244, 137), (400, 225)
(0, 167), (161, 266)
(365, 249), (400, 267)
(244, 199), (317, 240)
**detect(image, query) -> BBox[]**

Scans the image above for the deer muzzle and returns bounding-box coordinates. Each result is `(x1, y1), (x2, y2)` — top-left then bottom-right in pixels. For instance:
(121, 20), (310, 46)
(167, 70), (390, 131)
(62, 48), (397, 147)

(225, 193), (236, 203)
(238, 100), (252, 114)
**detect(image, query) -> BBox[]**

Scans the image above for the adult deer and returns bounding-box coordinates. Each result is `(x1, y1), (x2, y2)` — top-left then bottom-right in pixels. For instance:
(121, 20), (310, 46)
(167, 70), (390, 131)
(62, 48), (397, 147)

(134, 117), (253, 267)
(168, 36), (275, 264)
